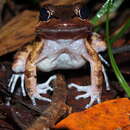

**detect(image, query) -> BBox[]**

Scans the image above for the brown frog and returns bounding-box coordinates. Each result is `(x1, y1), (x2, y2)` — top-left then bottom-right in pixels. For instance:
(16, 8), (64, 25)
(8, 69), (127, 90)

(8, 3), (109, 108)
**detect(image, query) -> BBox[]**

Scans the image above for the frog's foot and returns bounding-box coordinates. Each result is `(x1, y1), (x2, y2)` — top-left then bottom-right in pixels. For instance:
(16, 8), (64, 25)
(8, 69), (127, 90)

(8, 73), (26, 96)
(68, 83), (101, 108)
(30, 75), (57, 105)
(37, 75), (56, 94)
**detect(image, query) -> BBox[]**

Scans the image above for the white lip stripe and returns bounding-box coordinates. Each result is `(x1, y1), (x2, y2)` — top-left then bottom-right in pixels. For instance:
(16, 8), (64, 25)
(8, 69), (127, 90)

(37, 26), (88, 33)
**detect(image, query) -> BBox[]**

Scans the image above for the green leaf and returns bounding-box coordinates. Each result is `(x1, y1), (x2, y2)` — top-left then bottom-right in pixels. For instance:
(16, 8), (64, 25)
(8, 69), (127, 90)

(91, 0), (124, 25)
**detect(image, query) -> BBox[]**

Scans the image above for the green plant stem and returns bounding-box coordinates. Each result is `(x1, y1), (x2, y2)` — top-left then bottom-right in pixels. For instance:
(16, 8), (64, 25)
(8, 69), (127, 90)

(106, 2), (130, 97)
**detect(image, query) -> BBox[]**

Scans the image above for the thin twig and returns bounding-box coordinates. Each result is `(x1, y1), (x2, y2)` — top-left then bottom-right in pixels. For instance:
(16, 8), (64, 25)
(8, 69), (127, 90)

(11, 107), (27, 130)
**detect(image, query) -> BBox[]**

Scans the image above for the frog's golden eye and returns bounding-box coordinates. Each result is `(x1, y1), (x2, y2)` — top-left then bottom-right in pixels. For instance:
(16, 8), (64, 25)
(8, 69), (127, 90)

(79, 5), (89, 19)
(39, 7), (52, 21)
(74, 5), (89, 19)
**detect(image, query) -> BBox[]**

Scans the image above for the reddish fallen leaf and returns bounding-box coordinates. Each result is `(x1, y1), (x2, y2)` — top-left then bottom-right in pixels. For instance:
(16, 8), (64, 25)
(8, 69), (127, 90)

(55, 98), (130, 130)
(112, 39), (126, 48)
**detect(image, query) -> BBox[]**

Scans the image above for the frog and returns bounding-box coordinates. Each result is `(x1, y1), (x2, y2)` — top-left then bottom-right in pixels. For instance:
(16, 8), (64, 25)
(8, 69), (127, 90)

(8, 3), (109, 108)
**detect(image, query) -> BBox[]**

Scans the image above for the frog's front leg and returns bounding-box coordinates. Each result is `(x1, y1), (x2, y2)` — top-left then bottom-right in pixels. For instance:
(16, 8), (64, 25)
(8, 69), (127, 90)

(25, 41), (56, 105)
(8, 44), (33, 96)
(8, 41), (56, 105)
(69, 40), (103, 108)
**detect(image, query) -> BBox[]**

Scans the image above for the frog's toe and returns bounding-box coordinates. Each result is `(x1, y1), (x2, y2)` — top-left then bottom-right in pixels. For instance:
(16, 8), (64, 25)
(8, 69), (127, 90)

(30, 93), (51, 105)
(37, 86), (53, 94)
(85, 94), (101, 108)
(37, 84), (53, 94)
(75, 93), (90, 100)
(68, 83), (88, 92)
(8, 73), (26, 96)
(36, 75), (56, 94)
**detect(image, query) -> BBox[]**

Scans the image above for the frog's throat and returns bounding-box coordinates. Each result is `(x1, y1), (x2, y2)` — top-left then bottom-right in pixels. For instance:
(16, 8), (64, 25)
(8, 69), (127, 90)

(35, 48), (79, 64)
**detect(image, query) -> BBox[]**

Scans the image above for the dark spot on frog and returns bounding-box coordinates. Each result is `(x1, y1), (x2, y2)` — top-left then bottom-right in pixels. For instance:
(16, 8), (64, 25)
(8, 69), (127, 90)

(97, 70), (103, 78)
(26, 88), (33, 95)
(86, 31), (92, 43)
(25, 70), (35, 77)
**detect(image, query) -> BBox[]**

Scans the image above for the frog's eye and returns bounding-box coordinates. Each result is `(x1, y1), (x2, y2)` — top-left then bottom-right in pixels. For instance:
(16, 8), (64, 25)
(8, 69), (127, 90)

(79, 5), (89, 19)
(39, 7), (51, 21)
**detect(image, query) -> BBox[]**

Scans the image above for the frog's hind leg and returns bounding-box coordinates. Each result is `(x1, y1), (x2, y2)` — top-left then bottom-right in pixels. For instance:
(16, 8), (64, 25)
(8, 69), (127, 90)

(68, 40), (103, 108)
(91, 32), (110, 90)
(25, 41), (56, 105)
(8, 44), (33, 96)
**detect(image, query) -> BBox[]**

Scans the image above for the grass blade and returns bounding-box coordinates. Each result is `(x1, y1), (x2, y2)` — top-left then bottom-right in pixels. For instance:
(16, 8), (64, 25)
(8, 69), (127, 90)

(106, 0), (130, 97)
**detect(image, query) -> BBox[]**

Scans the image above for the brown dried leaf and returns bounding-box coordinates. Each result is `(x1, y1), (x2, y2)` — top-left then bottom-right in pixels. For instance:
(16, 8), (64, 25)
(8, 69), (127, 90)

(41, 0), (86, 6)
(0, 10), (38, 56)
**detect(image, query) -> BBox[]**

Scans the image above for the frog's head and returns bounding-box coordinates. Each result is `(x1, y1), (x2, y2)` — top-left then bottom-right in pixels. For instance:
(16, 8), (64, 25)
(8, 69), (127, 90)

(36, 3), (92, 40)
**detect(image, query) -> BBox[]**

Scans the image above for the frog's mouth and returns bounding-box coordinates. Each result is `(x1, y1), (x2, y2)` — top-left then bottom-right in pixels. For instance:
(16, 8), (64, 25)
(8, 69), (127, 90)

(36, 18), (92, 39)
